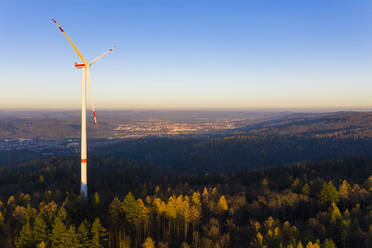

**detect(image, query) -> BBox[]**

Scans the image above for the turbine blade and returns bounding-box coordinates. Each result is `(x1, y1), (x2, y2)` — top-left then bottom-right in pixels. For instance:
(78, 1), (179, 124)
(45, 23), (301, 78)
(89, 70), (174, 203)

(52, 18), (88, 65)
(86, 68), (98, 128)
(89, 45), (116, 65)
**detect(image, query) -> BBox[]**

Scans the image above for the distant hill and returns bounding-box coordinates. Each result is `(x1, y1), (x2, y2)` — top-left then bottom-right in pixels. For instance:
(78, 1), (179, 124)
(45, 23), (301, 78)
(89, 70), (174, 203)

(0, 110), (289, 140)
(235, 111), (372, 138)
(0, 115), (114, 139)
(93, 111), (372, 172)
(3, 110), (372, 140)
(0, 117), (81, 139)
(3, 111), (372, 171)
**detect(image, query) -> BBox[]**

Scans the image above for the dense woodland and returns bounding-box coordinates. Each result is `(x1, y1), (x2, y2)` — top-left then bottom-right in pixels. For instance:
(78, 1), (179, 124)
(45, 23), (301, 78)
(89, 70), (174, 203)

(0, 156), (371, 247)
(4, 135), (372, 171)
(96, 135), (372, 172)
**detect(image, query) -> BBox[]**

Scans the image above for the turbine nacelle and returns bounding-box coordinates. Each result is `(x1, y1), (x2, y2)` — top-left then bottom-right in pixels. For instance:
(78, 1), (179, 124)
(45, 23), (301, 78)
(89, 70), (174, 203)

(74, 63), (86, 69)
(74, 44), (117, 69)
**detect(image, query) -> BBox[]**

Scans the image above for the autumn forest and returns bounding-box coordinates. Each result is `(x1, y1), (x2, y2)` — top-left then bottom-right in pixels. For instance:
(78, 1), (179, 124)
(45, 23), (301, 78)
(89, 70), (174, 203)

(0, 154), (371, 248)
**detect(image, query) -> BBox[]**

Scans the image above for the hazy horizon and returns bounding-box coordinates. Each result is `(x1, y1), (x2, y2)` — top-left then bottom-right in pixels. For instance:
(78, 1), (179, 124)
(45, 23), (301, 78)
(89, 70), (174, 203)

(2, 107), (372, 114)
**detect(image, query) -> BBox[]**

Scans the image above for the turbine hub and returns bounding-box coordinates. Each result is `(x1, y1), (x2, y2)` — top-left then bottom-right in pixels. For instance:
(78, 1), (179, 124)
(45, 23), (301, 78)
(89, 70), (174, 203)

(74, 63), (85, 69)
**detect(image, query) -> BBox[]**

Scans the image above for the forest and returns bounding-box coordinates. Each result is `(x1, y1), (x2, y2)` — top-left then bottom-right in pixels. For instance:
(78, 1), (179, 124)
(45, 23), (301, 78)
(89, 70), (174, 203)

(0, 156), (371, 247)
(96, 135), (372, 172)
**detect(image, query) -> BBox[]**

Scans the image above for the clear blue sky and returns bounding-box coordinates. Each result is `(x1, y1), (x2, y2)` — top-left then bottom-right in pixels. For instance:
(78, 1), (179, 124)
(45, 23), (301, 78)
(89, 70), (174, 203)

(1, 0), (372, 110)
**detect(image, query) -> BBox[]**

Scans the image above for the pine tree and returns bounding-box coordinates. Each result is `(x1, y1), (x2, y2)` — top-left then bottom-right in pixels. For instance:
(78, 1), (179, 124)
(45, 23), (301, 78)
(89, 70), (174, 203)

(91, 218), (108, 248)
(302, 183), (310, 196)
(57, 207), (68, 222)
(33, 214), (49, 245)
(50, 216), (67, 248)
(64, 226), (80, 248)
(15, 221), (34, 248)
(122, 192), (142, 225)
(108, 197), (122, 248)
(323, 238), (336, 248)
(94, 192), (101, 205)
(319, 181), (339, 206)
(291, 178), (301, 192)
(78, 220), (91, 248)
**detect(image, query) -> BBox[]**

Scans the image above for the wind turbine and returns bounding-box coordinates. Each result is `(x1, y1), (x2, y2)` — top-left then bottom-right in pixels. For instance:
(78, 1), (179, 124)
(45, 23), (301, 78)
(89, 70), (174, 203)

(52, 18), (116, 198)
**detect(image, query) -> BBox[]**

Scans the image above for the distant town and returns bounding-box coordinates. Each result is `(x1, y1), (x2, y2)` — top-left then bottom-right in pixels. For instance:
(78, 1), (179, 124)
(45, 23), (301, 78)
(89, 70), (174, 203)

(111, 118), (244, 138)
(0, 117), (252, 156)
(0, 110), (286, 157)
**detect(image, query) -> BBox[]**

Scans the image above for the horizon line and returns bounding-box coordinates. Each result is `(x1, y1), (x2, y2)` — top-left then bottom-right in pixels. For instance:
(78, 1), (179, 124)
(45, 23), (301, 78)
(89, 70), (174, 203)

(2, 107), (372, 112)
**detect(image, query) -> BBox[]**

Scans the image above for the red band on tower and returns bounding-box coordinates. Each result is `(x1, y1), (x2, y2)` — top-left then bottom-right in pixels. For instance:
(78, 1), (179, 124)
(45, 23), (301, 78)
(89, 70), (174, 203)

(81, 159), (87, 163)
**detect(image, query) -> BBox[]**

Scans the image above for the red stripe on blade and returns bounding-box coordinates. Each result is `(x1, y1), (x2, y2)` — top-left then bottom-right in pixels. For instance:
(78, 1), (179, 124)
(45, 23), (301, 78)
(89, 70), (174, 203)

(59, 27), (64, 32)
(93, 112), (96, 117)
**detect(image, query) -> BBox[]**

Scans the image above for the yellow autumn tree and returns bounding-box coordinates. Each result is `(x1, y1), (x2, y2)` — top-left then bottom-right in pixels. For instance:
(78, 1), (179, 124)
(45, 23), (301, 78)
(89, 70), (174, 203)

(137, 199), (149, 219)
(202, 187), (209, 203)
(216, 196), (228, 213)
(166, 195), (177, 219)
(166, 195), (177, 237)
(191, 204), (201, 225)
(339, 180), (351, 200)
(142, 237), (155, 248)
(306, 241), (320, 248)
(365, 175), (372, 191)
(36, 241), (46, 248)
(257, 232), (263, 246)
(211, 187), (218, 197)
(190, 192), (201, 247)
(152, 198), (166, 240)
(180, 196), (191, 240)
(329, 202), (342, 223)
(192, 192), (201, 207)
(176, 195), (184, 218)
(153, 198), (166, 216)
(137, 199), (150, 236)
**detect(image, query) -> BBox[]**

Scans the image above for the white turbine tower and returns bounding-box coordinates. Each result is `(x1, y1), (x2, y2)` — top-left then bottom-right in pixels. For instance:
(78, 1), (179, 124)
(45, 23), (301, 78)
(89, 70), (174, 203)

(52, 18), (116, 198)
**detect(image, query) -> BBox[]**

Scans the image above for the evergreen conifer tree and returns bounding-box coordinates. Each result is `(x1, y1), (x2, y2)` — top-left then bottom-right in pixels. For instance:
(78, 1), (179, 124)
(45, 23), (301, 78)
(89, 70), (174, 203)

(91, 218), (108, 248)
